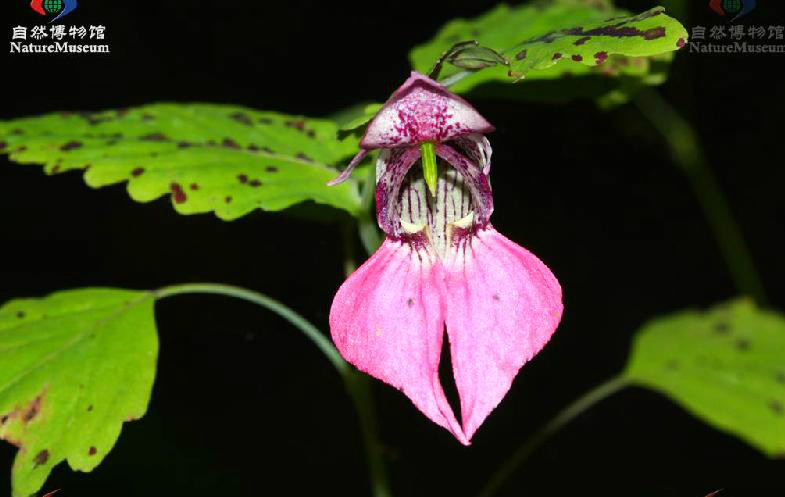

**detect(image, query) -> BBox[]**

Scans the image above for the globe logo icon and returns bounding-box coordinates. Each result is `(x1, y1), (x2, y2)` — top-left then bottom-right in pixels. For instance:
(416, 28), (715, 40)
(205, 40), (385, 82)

(722, 0), (742, 14)
(709, 0), (756, 19)
(43, 0), (64, 14)
(30, 0), (78, 19)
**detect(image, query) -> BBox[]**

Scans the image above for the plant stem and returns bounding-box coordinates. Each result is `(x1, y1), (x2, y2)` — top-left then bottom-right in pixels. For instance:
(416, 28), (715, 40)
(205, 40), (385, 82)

(344, 371), (393, 497)
(341, 221), (358, 276)
(154, 283), (348, 374)
(476, 376), (630, 497)
(633, 88), (767, 304)
(440, 70), (472, 88)
(154, 282), (393, 497)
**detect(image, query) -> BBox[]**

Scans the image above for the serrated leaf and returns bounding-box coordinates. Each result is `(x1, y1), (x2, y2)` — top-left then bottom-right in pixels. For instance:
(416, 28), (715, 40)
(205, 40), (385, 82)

(0, 289), (158, 497)
(625, 300), (785, 457)
(0, 103), (362, 220)
(410, 3), (687, 103)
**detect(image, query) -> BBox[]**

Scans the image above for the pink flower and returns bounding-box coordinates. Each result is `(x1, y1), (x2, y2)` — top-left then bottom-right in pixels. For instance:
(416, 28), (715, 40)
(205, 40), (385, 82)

(328, 72), (563, 444)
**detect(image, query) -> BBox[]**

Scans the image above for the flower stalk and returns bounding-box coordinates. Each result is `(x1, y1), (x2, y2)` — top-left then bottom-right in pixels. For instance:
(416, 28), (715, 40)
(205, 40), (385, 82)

(153, 283), (393, 497)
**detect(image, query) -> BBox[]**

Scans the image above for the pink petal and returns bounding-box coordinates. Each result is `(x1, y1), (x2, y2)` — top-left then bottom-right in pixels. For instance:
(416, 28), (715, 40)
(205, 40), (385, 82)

(329, 239), (467, 443)
(361, 72), (494, 149)
(442, 227), (563, 441)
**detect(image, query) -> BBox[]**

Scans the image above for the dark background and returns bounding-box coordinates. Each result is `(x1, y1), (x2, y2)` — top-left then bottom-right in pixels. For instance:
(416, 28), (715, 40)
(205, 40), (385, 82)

(1, 0), (784, 496)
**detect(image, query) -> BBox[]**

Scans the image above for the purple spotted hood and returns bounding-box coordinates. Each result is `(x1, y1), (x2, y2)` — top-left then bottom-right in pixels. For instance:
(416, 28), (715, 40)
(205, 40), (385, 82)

(328, 72), (563, 444)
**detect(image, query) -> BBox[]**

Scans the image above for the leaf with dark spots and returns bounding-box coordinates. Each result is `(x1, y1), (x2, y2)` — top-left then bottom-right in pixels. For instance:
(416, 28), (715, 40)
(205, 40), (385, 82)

(88, 447), (97, 456)
(22, 396), (43, 423)
(237, 174), (248, 184)
(229, 112), (253, 126)
(79, 112), (114, 126)
(0, 289), (158, 497)
(0, 103), (362, 220)
(266, 166), (278, 173)
(626, 299), (785, 457)
(59, 141), (82, 151)
(644, 27), (666, 40)
(33, 450), (49, 468)
(249, 179), (262, 187)
(561, 24), (665, 41)
(222, 138), (240, 149)
(285, 120), (306, 131)
(139, 133), (168, 142)
(410, 5), (687, 103)
(735, 338), (751, 351)
(170, 183), (187, 204)
(189, 183), (199, 191)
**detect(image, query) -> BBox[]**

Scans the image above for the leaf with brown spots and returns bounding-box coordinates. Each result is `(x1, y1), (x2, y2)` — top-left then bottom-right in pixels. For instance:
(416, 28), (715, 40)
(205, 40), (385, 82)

(0, 289), (158, 497)
(0, 103), (362, 220)
(625, 299), (785, 457)
(410, 3), (687, 105)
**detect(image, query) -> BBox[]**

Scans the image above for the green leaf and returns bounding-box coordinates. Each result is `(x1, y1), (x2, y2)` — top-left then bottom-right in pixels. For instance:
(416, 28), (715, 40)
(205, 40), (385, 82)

(410, 3), (687, 104)
(0, 289), (158, 497)
(625, 299), (785, 457)
(0, 103), (362, 220)
(333, 103), (384, 133)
